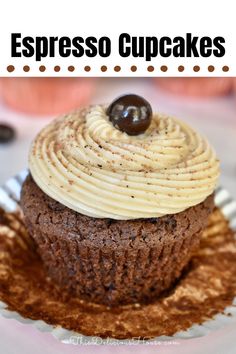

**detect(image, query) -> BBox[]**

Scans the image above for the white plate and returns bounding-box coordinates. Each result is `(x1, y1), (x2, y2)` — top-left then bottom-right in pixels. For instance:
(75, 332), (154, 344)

(0, 170), (236, 345)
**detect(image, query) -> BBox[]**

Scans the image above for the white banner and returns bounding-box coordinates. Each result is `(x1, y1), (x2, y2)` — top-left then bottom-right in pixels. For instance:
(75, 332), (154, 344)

(0, 0), (234, 77)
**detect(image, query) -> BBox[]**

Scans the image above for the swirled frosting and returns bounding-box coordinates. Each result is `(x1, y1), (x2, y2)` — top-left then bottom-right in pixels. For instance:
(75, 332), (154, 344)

(29, 105), (219, 219)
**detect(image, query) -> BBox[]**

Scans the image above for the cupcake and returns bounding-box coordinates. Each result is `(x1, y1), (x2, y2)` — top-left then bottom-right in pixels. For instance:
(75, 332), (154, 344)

(156, 78), (232, 97)
(0, 78), (95, 115)
(233, 78), (236, 94)
(20, 94), (219, 306)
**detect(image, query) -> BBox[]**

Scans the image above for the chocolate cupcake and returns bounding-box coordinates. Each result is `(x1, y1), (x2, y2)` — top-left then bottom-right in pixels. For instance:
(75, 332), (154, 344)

(21, 95), (220, 306)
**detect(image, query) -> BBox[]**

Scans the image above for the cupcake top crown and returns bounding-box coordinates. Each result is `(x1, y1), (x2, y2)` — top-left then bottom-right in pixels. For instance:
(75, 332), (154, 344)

(29, 95), (220, 220)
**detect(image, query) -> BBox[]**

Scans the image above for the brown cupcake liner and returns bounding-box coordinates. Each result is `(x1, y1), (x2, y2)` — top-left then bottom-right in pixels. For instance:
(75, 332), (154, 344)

(20, 174), (214, 306)
(24, 217), (203, 306)
(0, 171), (236, 344)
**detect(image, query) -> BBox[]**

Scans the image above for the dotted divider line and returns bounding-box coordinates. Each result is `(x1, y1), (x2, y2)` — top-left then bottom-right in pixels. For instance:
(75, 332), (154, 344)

(6, 65), (230, 73)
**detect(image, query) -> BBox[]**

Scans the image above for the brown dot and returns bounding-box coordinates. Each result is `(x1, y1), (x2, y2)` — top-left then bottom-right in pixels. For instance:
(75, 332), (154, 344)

(84, 66), (91, 72)
(114, 65), (121, 72)
(208, 65), (215, 72)
(178, 65), (184, 72)
(68, 65), (75, 72)
(23, 65), (30, 72)
(222, 65), (229, 72)
(160, 65), (168, 72)
(54, 65), (61, 72)
(131, 65), (137, 72)
(39, 65), (46, 72)
(101, 65), (107, 72)
(193, 65), (200, 72)
(7, 65), (15, 73)
(147, 65), (154, 72)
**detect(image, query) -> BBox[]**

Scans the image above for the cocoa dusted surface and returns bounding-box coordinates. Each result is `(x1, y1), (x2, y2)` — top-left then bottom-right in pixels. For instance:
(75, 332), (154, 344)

(0, 207), (236, 339)
(20, 175), (214, 306)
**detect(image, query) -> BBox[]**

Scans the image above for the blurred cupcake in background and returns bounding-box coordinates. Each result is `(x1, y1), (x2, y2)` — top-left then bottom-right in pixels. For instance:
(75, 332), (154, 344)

(233, 78), (236, 95)
(156, 78), (232, 98)
(0, 78), (95, 116)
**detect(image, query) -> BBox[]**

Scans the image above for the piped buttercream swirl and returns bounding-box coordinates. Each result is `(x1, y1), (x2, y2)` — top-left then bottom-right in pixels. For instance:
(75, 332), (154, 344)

(29, 105), (219, 219)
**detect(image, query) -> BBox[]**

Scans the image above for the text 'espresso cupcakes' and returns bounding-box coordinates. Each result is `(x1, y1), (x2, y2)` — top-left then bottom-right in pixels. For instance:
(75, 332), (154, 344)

(21, 94), (220, 306)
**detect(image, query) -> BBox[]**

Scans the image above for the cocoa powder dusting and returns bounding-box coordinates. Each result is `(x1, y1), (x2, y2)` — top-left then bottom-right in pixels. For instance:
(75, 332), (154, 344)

(0, 207), (236, 340)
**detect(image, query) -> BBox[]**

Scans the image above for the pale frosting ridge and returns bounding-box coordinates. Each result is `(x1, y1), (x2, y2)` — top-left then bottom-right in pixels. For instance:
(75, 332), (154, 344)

(29, 105), (219, 219)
